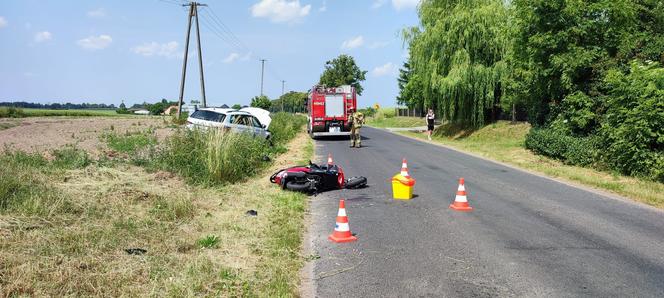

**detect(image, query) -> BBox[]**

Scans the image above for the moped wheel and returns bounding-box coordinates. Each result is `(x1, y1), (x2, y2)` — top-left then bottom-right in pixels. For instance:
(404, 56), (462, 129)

(285, 181), (312, 192)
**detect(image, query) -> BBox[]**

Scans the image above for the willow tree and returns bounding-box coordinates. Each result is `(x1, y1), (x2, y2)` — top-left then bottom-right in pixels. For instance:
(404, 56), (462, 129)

(404, 0), (509, 126)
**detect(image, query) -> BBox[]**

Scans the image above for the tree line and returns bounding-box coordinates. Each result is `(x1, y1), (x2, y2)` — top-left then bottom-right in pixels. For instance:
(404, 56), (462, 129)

(0, 102), (117, 110)
(399, 0), (663, 181)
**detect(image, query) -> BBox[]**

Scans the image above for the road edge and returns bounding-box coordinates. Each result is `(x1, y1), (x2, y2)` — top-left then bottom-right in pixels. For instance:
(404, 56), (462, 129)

(299, 139), (319, 298)
(374, 126), (663, 213)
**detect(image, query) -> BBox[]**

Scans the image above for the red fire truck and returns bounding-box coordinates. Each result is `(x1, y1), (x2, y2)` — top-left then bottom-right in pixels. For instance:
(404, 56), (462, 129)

(306, 85), (357, 138)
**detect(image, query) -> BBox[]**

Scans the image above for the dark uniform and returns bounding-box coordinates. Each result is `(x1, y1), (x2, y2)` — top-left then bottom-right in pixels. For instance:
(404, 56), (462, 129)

(348, 110), (364, 148)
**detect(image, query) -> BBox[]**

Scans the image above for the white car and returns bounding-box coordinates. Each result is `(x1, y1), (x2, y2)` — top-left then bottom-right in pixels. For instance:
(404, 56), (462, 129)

(186, 107), (272, 140)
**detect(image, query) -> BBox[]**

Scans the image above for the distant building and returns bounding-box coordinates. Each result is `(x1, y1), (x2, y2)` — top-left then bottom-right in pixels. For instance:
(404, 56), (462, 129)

(133, 109), (149, 115)
(220, 104), (229, 108)
(163, 105), (179, 115)
(181, 104), (198, 113)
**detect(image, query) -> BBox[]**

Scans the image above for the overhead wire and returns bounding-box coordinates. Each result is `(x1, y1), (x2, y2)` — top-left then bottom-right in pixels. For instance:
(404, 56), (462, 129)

(201, 7), (252, 54)
(200, 5), (286, 85)
(157, 0), (184, 6)
(160, 1), (288, 96)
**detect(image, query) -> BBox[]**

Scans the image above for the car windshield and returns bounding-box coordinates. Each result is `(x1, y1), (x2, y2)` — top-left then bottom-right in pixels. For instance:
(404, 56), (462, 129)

(191, 110), (226, 122)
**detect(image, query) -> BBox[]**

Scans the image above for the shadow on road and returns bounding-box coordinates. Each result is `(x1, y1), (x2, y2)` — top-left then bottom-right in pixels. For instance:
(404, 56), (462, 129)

(313, 135), (371, 141)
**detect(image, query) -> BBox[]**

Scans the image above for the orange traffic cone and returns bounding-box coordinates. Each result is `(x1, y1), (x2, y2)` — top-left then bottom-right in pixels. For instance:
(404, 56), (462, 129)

(329, 199), (357, 243)
(449, 178), (473, 211)
(327, 153), (334, 166)
(400, 158), (410, 177)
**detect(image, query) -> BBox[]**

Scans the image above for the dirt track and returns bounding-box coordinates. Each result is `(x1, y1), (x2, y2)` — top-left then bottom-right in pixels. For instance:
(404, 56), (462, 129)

(0, 117), (173, 156)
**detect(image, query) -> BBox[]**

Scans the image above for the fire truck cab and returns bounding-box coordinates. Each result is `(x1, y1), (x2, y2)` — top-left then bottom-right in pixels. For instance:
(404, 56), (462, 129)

(306, 85), (357, 138)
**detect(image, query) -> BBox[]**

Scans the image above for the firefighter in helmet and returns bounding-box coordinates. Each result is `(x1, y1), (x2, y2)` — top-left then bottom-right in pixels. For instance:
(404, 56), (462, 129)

(348, 107), (364, 148)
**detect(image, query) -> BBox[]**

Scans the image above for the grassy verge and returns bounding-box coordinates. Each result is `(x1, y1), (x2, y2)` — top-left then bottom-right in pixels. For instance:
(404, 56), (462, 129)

(363, 108), (428, 128)
(400, 121), (664, 208)
(1, 115), (312, 296)
(0, 107), (131, 118)
(366, 116), (426, 128)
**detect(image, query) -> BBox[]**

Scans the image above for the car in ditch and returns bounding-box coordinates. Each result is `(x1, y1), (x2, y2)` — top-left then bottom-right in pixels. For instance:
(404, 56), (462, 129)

(186, 107), (272, 140)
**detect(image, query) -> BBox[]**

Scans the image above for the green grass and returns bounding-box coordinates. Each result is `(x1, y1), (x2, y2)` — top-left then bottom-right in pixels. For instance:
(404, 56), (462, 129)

(0, 107), (135, 118)
(401, 121), (664, 208)
(0, 120), (20, 130)
(366, 116), (427, 128)
(103, 129), (157, 154)
(364, 108), (427, 128)
(196, 235), (220, 248)
(0, 147), (90, 216)
(0, 115), (313, 297)
(146, 113), (307, 186)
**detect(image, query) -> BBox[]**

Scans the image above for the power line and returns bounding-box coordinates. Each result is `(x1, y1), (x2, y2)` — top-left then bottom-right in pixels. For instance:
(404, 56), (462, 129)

(158, 0), (182, 6)
(198, 16), (241, 50)
(201, 7), (252, 53)
(170, 3), (289, 99)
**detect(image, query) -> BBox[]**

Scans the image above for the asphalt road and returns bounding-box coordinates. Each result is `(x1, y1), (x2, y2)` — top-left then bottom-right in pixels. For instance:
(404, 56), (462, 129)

(306, 127), (664, 297)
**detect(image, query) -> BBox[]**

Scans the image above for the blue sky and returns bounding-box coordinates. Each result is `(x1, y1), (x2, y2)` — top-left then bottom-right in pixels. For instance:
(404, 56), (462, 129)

(0, 0), (419, 108)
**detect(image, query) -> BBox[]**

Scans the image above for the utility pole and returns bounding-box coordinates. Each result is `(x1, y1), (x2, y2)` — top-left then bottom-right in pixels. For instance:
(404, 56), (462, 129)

(281, 80), (285, 112)
(177, 1), (207, 118)
(193, 2), (207, 109)
(260, 59), (266, 96)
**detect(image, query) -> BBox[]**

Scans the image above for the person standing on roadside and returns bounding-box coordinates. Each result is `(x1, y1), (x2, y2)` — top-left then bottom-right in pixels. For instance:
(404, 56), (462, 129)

(348, 107), (364, 148)
(426, 108), (435, 140)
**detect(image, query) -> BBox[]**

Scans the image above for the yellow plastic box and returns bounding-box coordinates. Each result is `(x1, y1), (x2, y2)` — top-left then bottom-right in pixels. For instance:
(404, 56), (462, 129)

(392, 174), (415, 200)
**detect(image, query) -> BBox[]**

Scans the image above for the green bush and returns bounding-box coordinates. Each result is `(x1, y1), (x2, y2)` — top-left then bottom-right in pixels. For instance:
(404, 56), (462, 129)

(115, 107), (132, 114)
(549, 91), (600, 136)
(359, 107), (376, 117)
(0, 107), (26, 118)
(599, 62), (664, 181)
(268, 112), (307, 147)
(525, 128), (600, 167)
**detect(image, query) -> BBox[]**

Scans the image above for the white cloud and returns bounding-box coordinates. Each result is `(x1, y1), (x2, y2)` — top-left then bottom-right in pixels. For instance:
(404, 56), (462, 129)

(87, 8), (106, 18)
(131, 41), (180, 58)
(368, 41), (389, 49)
(251, 0), (311, 23)
(0, 17), (7, 28)
(372, 62), (398, 77)
(392, 0), (419, 10)
(319, 0), (327, 12)
(34, 31), (52, 43)
(241, 52), (252, 61)
(77, 34), (112, 50)
(223, 52), (252, 63)
(372, 0), (386, 9)
(341, 35), (364, 50)
(223, 53), (241, 63)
